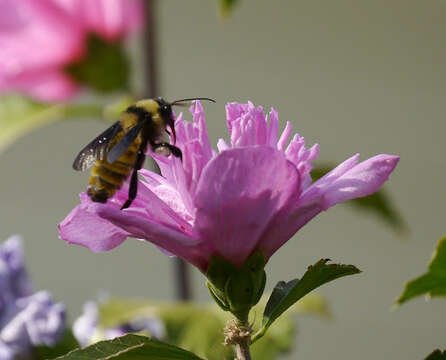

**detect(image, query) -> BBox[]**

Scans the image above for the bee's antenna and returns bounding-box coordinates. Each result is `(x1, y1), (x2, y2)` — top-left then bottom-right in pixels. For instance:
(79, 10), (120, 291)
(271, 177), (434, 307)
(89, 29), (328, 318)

(170, 97), (216, 106)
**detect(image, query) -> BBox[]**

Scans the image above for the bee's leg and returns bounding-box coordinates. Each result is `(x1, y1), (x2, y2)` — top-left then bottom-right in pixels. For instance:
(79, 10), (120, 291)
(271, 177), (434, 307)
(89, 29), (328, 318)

(151, 142), (182, 160)
(120, 148), (146, 210)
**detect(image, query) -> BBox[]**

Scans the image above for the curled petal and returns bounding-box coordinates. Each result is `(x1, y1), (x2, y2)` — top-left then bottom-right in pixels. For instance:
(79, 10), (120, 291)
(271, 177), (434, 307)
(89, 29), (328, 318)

(58, 203), (129, 252)
(277, 121), (292, 151)
(307, 154), (400, 210)
(193, 146), (300, 267)
(267, 108), (279, 147)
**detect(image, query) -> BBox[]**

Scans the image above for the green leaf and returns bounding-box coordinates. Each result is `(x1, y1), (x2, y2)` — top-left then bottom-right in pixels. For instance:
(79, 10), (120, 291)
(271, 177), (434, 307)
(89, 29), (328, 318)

(55, 334), (203, 360)
(425, 349), (446, 360)
(252, 259), (360, 342)
(311, 164), (406, 232)
(397, 236), (446, 305)
(36, 329), (79, 359)
(0, 94), (103, 153)
(66, 35), (129, 93)
(218, 0), (240, 19)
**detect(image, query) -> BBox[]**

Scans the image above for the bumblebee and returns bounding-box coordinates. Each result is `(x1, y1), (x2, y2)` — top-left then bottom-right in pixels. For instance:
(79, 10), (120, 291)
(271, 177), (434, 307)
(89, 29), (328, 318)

(73, 97), (215, 210)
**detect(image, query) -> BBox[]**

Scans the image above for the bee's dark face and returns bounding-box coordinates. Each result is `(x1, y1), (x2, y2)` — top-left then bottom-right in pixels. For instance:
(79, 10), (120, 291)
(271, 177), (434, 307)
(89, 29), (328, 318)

(156, 98), (176, 143)
(155, 98), (172, 120)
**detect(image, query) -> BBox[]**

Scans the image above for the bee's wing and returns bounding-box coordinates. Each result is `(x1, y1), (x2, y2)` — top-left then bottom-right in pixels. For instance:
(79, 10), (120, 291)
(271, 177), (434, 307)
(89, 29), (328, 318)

(106, 121), (147, 164)
(72, 121), (122, 171)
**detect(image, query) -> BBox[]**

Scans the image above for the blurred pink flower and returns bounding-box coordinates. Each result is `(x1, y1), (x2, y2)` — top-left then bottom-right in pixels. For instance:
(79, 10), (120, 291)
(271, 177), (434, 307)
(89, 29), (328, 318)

(0, 0), (143, 101)
(59, 102), (399, 272)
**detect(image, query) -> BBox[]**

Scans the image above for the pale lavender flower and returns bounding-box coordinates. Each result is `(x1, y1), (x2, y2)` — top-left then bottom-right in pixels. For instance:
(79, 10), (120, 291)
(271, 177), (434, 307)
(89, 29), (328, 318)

(1, 292), (65, 348)
(0, 236), (66, 358)
(0, 236), (33, 301)
(59, 101), (399, 272)
(73, 300), (165, 347)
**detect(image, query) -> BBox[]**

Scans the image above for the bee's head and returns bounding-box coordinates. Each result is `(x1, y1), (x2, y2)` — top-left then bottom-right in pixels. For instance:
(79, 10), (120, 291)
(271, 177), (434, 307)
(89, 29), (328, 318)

(155, 97), (176, 144)
(156, 97), (215, 145)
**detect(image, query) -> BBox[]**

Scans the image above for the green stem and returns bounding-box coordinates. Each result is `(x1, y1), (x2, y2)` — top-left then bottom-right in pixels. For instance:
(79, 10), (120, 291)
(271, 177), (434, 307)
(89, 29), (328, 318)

(234, 330), (252, 360)
(233, 314), (252, 360)
(250, 326), (266, 344)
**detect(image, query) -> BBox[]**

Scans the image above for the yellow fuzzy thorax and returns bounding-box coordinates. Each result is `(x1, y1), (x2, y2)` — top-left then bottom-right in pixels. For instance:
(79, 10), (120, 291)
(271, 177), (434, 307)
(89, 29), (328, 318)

(135, 99), (163, 126)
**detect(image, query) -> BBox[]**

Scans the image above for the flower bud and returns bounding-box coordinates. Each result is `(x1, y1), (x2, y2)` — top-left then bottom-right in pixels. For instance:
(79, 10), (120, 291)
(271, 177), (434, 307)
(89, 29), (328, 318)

(206, 252), (266, 320)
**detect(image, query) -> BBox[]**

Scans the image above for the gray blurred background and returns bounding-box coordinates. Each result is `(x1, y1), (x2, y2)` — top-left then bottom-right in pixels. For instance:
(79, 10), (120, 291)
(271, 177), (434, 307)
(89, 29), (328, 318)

(1, 0), (445, 358)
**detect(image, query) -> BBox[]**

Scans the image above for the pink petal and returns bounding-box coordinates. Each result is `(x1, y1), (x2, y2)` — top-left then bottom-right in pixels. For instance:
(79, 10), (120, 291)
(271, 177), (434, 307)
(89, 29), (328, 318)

(0, 70), (79, 102)
(115, 181), (193, 233)
(258, 201), (322, 259)
(318, 154), (400, 209)
(266, 108), (279, 147)
(307, 153), (361, 191)
(217, 138), (229, 152)
(259, 154), (399, 258)
(95, 206), (208, 271)
(58, 203), (129, 252)
(193, 146), (300, 267)
(78, 0), (143, 40)
(277, 121), (292, 151)
(0, 0), (84, 72)
(190, 101), (213, 161)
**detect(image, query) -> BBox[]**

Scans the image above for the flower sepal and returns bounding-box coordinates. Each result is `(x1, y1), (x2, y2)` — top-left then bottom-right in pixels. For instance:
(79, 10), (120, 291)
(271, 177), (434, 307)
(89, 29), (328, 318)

(206, 252), (266, 319)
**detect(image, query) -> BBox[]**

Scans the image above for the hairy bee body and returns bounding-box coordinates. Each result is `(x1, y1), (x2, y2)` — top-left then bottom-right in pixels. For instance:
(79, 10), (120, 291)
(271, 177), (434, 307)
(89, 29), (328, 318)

(87, 133), (141, 202)
(73, 97), (214, 209)
(85, 101), (156, 203)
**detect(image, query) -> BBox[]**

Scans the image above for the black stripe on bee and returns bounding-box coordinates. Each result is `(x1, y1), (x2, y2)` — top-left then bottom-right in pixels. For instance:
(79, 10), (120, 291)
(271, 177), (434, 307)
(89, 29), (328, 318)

(97, 165), (129, 181)
(126, 105), (152, 121)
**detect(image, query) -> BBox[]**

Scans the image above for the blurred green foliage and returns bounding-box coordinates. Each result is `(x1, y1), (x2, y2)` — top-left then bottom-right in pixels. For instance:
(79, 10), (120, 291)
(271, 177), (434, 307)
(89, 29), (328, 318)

(397, 236), (446, 305)
(66, 35), (130, 93)
(98, 294), (329, 360)
(218, 0), (240, 19)
(0, 94), (133, 155)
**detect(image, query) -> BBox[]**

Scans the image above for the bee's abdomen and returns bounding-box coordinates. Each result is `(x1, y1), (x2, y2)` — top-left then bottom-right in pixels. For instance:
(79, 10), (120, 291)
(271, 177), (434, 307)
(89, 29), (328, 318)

(87, 145), (139, 203)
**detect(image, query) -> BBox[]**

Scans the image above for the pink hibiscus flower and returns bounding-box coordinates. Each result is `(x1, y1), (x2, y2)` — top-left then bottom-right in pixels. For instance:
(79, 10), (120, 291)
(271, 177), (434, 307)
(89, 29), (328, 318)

(59, 101), (399, 272)
(0, 0), (143, 102)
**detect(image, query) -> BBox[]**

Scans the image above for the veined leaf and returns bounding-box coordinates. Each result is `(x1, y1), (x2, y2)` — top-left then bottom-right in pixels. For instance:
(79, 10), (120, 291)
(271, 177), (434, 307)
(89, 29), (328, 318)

(0, 94), (103, 154)
(55, 334), (203, 360)
(311, 164), (406, 232)
(397, 236), (446, 305)
(252, 259), (360, 343)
